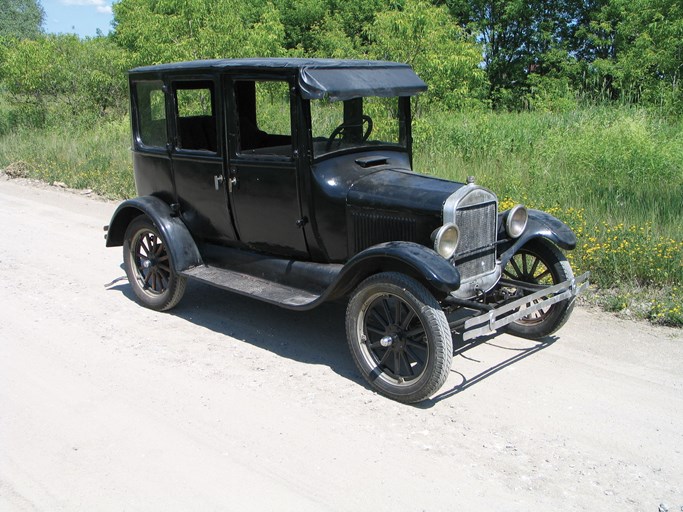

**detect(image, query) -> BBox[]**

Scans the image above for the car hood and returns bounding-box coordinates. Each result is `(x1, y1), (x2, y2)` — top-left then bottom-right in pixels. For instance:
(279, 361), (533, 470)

(347, 168), (463, 217)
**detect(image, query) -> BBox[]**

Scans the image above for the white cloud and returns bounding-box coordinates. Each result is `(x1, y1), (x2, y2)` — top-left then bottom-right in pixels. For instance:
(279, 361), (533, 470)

(62, 0), (103, 5)
(61, 0), (112, 15)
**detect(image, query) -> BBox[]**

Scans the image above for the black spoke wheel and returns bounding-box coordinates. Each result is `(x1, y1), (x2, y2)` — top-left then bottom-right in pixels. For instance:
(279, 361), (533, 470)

(502, 239), (574, 340)
(346, 272), (452, 403)
(123, 216), (186, 311)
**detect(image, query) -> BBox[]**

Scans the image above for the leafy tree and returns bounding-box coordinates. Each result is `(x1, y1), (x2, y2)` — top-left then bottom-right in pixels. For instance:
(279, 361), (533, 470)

(0, 0), (44, 39)
(248, 0), (391, 55)
(564, 0), (682, 111)
(608, 0), (682, 110)
(325, 0), (390, 47)
(304, 13), (361, 58)
(112, 0), (286, 65)
(368, 0), (488, 110)
(443, 0), (585, 108)
(1, 34), (131, 126)
(78, 37), (133, 115)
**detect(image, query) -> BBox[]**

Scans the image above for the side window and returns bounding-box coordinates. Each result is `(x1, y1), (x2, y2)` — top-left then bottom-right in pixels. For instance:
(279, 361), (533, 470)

(135, 81), (167, 148)
(174, 81), (217, 153)
(235, 80), (292, 157)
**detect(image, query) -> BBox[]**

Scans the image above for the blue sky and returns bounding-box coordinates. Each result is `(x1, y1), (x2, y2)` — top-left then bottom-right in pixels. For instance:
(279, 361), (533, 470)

(41, 0), (115, 37)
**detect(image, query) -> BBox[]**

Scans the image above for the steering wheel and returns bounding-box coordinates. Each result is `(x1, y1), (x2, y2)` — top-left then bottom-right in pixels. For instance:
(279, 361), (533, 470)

(325, 115), (373, 152)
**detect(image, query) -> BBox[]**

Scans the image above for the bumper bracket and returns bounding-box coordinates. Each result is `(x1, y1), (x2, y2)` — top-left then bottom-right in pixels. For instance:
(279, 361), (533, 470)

(461, 271), (590, 341)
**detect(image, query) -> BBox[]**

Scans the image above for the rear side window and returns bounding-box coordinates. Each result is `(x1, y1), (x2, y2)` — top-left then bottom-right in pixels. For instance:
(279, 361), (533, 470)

(174, 81), (217, 152)
(135, 81), (167, 148)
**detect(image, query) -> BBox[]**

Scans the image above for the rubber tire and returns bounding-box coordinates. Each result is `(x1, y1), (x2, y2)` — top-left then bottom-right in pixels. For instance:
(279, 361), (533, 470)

(503, 239), (575, 340)
(346, 272), (453, 403)
(123, 215), (187, 312)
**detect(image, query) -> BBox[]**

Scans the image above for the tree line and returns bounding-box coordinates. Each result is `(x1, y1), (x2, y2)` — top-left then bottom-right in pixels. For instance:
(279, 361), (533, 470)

(1, 0), (681, 129)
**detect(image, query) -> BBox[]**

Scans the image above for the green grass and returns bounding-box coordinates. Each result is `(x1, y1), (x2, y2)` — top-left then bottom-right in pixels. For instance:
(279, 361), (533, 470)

(413, 106), (683, 325)
(413, 107), (683, 239)
(1, 105), (681, 325)
(0, 117), (134, 198)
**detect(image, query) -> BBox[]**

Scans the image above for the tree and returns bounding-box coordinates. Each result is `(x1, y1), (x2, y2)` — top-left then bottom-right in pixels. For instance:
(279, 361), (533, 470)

(443, 0), (585, 108)
(368, 0), (488, 110)
(565, 0), (683, 111)
(1, 34), (131, 126)
(112, 0), (286, 65)
(0, 0), (44, 39)
(607, 0), (682, 110)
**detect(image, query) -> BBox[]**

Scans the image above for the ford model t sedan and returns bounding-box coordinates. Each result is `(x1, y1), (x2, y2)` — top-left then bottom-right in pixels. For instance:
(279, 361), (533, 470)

(105, 58), (589, 403)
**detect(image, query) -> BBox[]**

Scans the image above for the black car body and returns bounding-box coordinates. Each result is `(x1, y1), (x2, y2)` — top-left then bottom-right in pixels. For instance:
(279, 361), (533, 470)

(106, 58), (589, 402)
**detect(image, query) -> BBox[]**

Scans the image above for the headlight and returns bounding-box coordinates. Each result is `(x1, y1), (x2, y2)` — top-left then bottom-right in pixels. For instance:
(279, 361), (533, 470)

(434, 223), (460, 259)
(506, 205), (528, 238)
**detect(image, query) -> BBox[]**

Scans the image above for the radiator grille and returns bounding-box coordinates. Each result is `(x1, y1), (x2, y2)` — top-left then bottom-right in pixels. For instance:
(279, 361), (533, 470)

(352, 210), (416, 252)
(453, 201), (497, 280)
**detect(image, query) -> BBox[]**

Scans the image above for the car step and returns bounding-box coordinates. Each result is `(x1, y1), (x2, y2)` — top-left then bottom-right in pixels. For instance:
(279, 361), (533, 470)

(181, 265), (320, 309)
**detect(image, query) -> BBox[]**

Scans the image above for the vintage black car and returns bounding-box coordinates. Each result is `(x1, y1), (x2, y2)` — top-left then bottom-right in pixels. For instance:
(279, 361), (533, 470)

(105, 58), (589, 403)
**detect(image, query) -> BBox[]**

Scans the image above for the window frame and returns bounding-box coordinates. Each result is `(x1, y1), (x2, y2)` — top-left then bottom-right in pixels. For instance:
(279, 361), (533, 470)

(229, 75), (297, 162)
(170, 77), (221, 156)
(131, 79), (169, 152)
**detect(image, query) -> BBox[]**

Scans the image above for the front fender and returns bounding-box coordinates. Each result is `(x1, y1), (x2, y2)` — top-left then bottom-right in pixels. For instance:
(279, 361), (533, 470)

(325, 241), (461, 299)
(498, 209), (577, 266)
(105, 196), (203, 272)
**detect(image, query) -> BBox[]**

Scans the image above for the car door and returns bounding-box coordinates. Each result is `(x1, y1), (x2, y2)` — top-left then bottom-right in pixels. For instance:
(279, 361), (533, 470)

(225, 76), (309, 258)
(170, 78), (238, 244)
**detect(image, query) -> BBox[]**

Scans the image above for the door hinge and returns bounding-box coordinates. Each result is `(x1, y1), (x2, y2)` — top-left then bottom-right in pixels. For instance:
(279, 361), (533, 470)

(296, 217), (309, 228)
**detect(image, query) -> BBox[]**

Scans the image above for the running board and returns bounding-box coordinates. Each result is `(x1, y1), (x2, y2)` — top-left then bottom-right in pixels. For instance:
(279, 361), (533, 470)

(181, 265), (321, 309)
(461, 271), (590, 341)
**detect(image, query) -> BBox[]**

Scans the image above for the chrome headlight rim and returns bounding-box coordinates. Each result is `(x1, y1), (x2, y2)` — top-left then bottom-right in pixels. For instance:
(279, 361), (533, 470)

(506, 204), (528, 238)
(434, 223), (460, 259)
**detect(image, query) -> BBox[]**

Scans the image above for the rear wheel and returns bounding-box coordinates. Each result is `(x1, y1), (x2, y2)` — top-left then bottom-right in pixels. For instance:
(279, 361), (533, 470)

(123, 215), (186, 311)
(502, 239), (574, 340)
(346, 272), (452, 403)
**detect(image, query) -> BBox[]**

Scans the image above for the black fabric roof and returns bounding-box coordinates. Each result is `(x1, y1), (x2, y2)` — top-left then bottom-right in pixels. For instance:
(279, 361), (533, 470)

(129, 58), (427, 101)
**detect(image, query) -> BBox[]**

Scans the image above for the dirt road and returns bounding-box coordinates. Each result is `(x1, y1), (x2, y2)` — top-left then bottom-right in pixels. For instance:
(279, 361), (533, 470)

(1, 176), (681, 511)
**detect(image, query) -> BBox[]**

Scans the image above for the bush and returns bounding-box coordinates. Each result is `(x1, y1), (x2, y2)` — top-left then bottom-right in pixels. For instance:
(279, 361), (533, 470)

(0, 34), (131, 131)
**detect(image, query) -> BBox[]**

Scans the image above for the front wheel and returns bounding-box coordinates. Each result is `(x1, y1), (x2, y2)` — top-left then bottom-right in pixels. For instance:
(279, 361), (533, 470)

(346, 272), (453, 403)
(502, 239), (575, 340)
(123, 215), (187, 311)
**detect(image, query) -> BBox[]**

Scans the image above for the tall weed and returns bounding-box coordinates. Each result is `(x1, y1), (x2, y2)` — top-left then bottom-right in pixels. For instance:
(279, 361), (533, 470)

(0, 118), (134, 198)
(414, 107), (683, 239)
(413, 106), (683, 324)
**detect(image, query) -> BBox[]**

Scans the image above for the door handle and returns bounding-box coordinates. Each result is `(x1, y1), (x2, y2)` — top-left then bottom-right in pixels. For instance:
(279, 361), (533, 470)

(228, 167), (239, 193)
(228, 176), (238, 193)
(214, 174), (224, 190)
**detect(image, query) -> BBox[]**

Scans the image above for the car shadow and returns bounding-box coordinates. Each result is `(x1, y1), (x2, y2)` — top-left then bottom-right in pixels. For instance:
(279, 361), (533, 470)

(415, 330), (559, 408)
(107, 276), (560, 405)
(107, 278), (362, 384)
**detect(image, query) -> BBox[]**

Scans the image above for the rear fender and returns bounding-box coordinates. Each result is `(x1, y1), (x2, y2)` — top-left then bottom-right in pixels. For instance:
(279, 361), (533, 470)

(105, 196), (203, 272)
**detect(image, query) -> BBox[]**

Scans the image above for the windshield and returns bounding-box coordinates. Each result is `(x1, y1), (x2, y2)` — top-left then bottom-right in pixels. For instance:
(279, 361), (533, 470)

(310, 96), (407, 159)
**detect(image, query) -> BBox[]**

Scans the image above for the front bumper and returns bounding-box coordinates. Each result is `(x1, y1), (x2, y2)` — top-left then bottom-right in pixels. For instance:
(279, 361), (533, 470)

(460, 271), (590, 341)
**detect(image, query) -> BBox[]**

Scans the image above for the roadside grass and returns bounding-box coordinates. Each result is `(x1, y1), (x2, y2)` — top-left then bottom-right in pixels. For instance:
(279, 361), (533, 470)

(0, 117), (134, 199)
(413, 106), (683, 239)
(499, 201), (683, 326)
(414, 107), (683, 326)
(1, 105), (681, 326)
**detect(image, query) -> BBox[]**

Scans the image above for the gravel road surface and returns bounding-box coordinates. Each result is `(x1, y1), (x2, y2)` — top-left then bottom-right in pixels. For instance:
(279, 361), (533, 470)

(1, 177), (681, 511)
